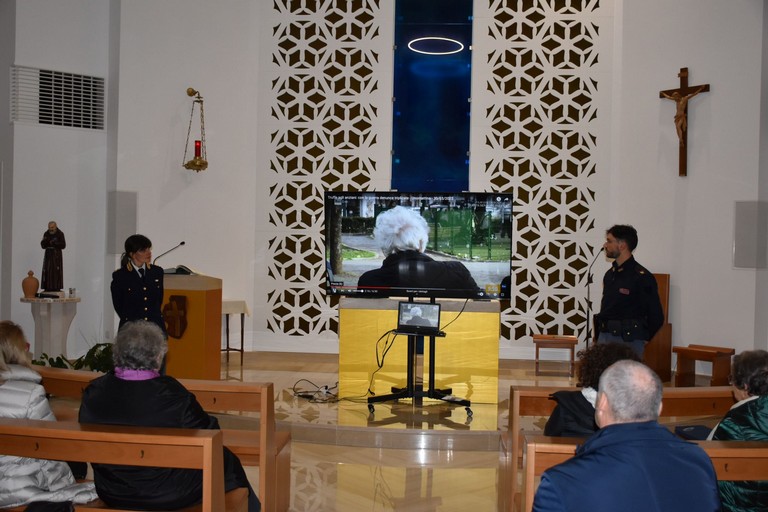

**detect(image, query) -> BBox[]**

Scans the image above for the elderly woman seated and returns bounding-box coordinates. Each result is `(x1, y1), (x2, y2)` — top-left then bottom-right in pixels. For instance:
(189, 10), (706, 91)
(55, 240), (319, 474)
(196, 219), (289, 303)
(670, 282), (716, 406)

(708, 349), (768, 512)
(78, 320), (260, 511)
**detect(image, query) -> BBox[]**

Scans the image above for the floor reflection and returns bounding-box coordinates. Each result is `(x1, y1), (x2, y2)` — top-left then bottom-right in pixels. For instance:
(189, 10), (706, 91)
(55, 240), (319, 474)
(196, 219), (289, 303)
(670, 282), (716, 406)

(224, 351), (573, 511)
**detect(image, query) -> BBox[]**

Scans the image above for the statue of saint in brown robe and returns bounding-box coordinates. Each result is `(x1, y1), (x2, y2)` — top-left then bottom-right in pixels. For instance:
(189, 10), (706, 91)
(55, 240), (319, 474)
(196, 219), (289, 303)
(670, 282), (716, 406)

(41, 221), (65, 291)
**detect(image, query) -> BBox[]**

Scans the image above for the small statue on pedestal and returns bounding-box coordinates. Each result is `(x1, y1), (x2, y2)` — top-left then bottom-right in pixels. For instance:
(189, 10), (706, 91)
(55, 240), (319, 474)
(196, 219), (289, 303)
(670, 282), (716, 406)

(40, 221), (66, 291)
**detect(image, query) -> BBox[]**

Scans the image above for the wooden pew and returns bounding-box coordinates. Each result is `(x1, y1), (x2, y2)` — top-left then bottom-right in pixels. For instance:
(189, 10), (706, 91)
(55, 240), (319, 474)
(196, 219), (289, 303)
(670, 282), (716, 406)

(506, 384), (735, 511)
(519, 434), (768, 512)
(35, 365), (290, 512)
(0, 417), (248, 512)
(180, 379), (291, 512)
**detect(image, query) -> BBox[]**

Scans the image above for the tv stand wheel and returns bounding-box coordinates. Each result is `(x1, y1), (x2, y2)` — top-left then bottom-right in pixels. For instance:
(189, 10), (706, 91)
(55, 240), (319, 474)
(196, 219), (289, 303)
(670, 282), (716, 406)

(368, 404), (375, 414)
(465, 407), (473, 417)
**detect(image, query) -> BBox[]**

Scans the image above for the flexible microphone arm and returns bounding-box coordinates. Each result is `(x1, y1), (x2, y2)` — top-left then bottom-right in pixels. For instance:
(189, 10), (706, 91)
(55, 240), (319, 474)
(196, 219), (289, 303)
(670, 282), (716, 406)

(153, 241), (186, 265)
(585, 247), (604, 349)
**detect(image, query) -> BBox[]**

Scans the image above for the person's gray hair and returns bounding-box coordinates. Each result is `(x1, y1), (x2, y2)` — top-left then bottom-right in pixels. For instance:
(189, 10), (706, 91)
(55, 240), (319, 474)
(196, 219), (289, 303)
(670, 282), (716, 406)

(373, 206), (430, 256)
(598, 359), (662, 422)
(112, 321), (167, 370)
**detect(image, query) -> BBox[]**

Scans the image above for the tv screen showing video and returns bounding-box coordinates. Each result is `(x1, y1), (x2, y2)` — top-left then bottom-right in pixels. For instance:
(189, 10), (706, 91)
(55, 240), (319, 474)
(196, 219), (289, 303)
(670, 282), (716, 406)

(324, 191), (513, 299)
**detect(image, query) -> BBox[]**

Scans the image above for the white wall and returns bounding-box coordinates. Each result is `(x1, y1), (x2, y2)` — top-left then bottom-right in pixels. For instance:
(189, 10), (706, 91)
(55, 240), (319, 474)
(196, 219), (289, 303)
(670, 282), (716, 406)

(611, 0), (767, 359)
(0, 0), (16, 318)
(113, 0), (262, 341)
(4, 0), (768, 362)
(8, 0), (110, 355)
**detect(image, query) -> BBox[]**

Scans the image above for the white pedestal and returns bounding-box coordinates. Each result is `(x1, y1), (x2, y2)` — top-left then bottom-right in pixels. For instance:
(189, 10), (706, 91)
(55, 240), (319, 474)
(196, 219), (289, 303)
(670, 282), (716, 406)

(20, 297), (80, 359)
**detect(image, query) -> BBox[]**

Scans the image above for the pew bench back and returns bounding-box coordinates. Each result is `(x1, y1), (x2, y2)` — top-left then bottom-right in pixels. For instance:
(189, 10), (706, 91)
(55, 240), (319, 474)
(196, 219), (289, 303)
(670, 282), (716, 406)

(35, 365), (290, 512)
(506, 384), (735, 511)
(519, 434), (768, 512)
(0, 417), (248, 512)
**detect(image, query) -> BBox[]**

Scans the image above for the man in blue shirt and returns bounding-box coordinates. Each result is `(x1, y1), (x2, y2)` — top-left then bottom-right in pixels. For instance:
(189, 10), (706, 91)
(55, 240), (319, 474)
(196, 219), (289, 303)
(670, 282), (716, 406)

(533, 360), (721, 512)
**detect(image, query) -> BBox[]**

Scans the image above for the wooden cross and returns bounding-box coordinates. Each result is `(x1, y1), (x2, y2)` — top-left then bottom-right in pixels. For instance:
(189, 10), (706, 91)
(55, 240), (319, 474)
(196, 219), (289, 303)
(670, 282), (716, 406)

(659, 67), (710, 176)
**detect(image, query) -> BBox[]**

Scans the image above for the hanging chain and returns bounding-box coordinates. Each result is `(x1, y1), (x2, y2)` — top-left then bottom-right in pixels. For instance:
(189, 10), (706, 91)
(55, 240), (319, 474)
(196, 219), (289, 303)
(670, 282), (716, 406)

(182, 99), (196, 166)
(198, 97), (206, 160)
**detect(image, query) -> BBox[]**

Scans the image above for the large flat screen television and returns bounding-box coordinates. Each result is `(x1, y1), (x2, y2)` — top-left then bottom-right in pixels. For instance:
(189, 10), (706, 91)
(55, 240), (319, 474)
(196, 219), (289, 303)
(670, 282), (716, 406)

(324, 191), (513, 299)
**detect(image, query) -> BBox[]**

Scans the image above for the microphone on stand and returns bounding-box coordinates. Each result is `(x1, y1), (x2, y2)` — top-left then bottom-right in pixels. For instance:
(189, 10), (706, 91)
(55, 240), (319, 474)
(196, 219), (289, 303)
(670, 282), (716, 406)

(153, 241), (186, 265)
(585, 247), (604, 349)
(586, 247), (604, 285)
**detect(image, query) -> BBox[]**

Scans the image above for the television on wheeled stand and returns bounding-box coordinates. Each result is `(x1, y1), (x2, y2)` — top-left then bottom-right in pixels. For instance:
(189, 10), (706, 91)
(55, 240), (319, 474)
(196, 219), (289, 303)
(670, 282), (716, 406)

(324, 191), (513, 417)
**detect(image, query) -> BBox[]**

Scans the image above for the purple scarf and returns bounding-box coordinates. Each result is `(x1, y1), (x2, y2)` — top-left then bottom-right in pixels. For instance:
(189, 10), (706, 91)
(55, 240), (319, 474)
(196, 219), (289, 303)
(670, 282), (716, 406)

(114, 367), (160, 381)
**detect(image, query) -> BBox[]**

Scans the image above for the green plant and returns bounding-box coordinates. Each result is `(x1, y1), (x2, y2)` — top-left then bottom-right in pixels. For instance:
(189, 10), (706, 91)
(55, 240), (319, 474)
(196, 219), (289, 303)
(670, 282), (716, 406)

(32, 353), (71, 369)
(32, 342), (114, 373)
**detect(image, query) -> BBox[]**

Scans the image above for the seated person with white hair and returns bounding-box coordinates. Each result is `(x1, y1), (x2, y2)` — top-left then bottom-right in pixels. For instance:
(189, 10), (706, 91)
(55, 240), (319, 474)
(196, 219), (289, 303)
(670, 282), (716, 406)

(357, 206), (480, 293)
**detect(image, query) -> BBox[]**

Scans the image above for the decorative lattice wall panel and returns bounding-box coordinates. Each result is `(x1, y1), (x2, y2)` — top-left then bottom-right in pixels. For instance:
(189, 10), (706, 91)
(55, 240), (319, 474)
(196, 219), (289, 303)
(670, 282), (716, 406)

(265, 0), (603, 344)
(479, 0), (602, 343)
(267, 0), (386, 336)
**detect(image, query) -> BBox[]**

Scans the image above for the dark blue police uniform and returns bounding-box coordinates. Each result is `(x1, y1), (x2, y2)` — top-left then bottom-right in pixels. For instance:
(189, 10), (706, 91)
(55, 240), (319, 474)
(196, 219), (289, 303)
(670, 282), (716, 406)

(595, 256), (664, 351)
(110, 262), (167, 335)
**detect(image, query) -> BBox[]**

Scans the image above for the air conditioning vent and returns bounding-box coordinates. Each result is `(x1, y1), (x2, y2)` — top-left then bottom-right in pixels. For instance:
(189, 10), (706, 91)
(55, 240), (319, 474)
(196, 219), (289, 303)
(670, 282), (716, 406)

(11, 65), (105, 130)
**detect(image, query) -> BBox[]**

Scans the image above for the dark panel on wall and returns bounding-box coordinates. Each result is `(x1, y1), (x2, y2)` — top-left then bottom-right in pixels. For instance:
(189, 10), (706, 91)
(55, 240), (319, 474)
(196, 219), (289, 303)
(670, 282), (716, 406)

(107, 191), (137, 255)
(392, 0), (472, 192)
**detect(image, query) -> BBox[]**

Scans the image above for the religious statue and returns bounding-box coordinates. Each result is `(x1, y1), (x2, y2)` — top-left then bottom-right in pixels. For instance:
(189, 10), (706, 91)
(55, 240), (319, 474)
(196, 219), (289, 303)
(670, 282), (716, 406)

(40, 221), (66, 291)
(660, 85), (706, 147)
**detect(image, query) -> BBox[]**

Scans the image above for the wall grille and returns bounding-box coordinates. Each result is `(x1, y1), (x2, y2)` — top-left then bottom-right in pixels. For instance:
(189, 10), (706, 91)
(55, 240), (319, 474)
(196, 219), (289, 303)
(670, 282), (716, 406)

(11, 65), (105, 130)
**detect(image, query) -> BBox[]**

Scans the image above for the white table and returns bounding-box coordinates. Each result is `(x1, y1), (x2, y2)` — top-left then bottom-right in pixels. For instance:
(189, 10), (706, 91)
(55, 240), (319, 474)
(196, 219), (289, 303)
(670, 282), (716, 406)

(20, 296), (80, 359)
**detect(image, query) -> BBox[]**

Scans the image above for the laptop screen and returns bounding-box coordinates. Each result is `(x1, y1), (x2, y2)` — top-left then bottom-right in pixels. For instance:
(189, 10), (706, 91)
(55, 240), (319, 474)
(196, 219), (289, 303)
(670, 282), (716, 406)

(397, 301), (441, 336)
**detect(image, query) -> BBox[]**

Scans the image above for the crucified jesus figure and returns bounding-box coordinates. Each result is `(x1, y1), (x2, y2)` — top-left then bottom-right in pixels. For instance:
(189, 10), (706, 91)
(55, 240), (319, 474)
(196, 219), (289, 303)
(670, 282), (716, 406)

(660, 85), (706, 146)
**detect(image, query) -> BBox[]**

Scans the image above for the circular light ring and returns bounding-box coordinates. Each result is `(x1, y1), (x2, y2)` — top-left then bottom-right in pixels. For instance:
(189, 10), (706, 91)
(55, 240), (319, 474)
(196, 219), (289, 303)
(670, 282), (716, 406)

(407, 36), (465, 56)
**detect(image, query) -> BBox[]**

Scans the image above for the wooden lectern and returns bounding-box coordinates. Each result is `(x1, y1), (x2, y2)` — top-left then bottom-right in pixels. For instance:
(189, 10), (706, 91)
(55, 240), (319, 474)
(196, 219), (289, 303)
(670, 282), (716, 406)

(163, 274), (222, 380)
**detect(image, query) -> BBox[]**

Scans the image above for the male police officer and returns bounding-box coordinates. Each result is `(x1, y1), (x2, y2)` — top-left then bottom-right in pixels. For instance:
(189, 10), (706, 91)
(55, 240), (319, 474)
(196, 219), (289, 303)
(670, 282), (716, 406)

(595, 225), (664, 358)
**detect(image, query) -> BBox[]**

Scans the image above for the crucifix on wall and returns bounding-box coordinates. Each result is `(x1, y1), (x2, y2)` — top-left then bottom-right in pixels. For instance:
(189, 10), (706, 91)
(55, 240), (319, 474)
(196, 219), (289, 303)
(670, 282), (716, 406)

(659, 67), (710, 177)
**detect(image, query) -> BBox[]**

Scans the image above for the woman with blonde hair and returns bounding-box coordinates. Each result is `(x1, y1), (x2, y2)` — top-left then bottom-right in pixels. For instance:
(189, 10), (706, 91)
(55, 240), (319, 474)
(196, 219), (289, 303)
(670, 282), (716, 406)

(0, 320), (97, 508)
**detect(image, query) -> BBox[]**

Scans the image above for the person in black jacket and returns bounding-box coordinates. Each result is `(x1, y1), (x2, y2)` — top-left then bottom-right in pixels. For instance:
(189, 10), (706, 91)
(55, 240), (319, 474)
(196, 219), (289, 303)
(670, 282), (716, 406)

(357, 206), (481, 295)
(544, 342), (639, 437)
(110, 234), (166, 336)
(594, 224), (664, 358)
(79, 321), (260, 512)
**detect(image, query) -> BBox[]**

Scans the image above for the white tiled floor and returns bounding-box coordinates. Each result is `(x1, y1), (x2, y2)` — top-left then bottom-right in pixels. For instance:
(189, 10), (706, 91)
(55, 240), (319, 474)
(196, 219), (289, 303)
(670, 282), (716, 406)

(221, 352), (575, 512)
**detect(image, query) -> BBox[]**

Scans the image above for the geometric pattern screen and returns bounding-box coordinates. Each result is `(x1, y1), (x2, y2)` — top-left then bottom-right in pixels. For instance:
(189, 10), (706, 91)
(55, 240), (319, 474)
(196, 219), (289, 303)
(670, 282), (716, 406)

(267, 0), (601, 343)
(482, 0), (601, 340)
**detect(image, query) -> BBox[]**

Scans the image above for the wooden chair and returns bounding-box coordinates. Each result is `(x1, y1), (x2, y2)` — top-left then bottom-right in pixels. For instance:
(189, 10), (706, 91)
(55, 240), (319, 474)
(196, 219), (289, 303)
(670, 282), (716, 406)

(532, 334), (578, 377)
(638, 273), (671, 382)
(673, 344), (735, 386)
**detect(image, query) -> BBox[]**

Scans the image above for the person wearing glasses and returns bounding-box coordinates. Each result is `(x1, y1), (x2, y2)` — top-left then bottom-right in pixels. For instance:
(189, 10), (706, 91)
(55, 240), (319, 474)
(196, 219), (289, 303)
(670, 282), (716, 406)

(708, 350), (768, 511)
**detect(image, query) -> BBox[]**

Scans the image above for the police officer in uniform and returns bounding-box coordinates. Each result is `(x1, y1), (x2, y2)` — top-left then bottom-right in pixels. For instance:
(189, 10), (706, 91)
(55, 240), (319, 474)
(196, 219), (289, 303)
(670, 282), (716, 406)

(594, 225), (664, 358)
(111, 234), (167, 337)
